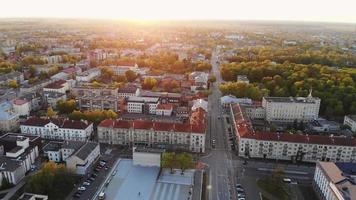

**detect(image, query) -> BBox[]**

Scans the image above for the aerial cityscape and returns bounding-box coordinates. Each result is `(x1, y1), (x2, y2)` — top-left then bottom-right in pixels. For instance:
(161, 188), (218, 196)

(0, 1), (355, 200)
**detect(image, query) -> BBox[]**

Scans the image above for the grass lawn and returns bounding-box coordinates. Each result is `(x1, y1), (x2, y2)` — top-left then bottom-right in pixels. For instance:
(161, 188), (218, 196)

(257, 178), (290, 200)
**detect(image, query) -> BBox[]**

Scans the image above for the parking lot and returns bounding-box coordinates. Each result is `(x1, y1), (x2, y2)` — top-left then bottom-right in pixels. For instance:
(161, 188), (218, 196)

(68, 146), (131, 200)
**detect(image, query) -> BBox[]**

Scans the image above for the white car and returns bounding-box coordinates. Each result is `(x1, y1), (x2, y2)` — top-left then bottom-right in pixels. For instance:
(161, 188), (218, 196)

(78, 186), (86, 191)
(83, 181), (90, 186)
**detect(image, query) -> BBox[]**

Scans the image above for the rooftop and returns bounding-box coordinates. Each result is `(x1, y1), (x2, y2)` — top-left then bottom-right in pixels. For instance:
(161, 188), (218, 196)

(44, 79), (67, 89)
(263, 96), (320, 103)
(21, 117), (92, 130)
(346, 115), (356, 122)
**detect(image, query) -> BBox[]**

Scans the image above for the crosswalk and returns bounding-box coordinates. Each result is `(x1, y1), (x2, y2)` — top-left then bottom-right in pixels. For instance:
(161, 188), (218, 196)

(150, 182), (190, 200)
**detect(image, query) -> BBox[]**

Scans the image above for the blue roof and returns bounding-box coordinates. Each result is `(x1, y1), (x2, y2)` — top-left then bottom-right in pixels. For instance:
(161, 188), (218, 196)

(0, 101), (18, 120)
(335, 163), (356, 175)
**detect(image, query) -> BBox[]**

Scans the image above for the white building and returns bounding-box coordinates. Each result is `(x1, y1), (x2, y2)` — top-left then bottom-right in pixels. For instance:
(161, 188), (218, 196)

(344, 115), (356, 132)
(65, 142), (100, 175)
(76, 68), (101, 82)
(118, 85), (140, 98)
(231, 104), (356, 163)
(106, 64), (148, 76)
(12, 99), (31, 117)
(262, 92), (321, 122)
(43, 79), (69, 94)
(98, 119), (206, 153)
(127, 96), (159, 114)
(0, 134), (40, 186)
(156, 104), (173, 116)
(236, 75), (249, 84)
(0, 101), (19, 131)
(43, 55), (62, 64)
(20, 117), (93, 141)
(132, 147), (163, 167)
(313, 161), (356, 200)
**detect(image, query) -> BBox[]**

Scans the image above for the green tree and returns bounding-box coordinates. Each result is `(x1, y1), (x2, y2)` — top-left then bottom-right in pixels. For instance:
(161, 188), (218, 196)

(162, 152), (176, 174)
(142, 77), (158, 90)
(177, 153), (194, 174)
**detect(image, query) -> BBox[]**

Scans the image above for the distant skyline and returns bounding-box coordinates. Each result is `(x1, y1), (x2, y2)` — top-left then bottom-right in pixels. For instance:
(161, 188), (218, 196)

(1, 0), (356, 23)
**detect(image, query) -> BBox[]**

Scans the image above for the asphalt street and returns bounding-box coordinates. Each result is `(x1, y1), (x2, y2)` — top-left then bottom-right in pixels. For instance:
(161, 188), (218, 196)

(200, 48), (316, 200)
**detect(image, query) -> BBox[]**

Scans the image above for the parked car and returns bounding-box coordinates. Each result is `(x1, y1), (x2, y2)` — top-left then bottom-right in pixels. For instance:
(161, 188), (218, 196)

(89, 177), (95, 182)
(78, 186), (86, 191)
(83, 181), (90, 186)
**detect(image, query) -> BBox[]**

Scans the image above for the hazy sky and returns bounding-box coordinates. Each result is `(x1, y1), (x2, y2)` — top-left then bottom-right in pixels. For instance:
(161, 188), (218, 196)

(1, 0), (356, 23)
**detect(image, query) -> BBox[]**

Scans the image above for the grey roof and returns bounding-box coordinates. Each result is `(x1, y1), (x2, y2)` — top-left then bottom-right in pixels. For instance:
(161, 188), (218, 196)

(347, 115), (356, 122)
(263, 96), (320, 103)
(43, 141), (63, 152)
(61, 141), (85, 152)
(74, 142), (98, 161)
(0, 156), (22, 172)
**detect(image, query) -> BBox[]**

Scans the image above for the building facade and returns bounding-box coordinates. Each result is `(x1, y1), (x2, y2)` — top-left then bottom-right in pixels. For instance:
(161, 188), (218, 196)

(127, 96), (159, 114)
(262, 92), (321, 122)
(344, 115), (356, 132)
(98, 119), (206, 153)
(231, 104), (356, 163)
(20, 117), (93, 141)
(313, 162), (356, 200)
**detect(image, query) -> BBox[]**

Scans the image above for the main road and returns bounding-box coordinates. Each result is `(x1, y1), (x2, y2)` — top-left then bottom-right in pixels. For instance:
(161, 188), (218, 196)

(201, 48), (237, 200)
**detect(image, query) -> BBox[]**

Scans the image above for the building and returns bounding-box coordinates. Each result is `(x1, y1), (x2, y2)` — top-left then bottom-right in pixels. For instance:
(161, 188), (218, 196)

(43, 55), (62, 64)
(192, 99), (208, 112)
(43, 79), (69, 94)
(18, 193), (48, 200)
(106, 64), (148, 76)
(308, 118), (341, 133)
(0, 134), (40, 186)
(118, 85), (140, 98)
(0, 101), (19, 131)
(43, 140), (100, 174)
(127, 96), (159, 114)
(230, 103), (356, 163)
(98, 119), (206, 153)
(262, 91), (320, 122)
(189, 72), (209, 92)
(72, 85), (121, 112)
(344, 115), (356, 132)
(156, 104), (173, 116)
(236, 75), (249, 84)
(65, 142), (100, 175)
(132, 147), (163, 167)
(140, 91), (181, 105)
(314, 161), (356, 200)
(0, 71), (24, 85)
(43, 91), (67, 108)
(11, 99), (31, 117)
(76, 68), (101, 82)
(220, 95), (252, 107)
(20, 117), (93, 141)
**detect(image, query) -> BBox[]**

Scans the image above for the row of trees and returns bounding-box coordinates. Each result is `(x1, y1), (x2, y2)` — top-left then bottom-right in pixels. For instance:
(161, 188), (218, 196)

(161, 152), (194, 174)
(68, 109), (118, 124)
(220, 61), (356, 118)
(225, 46), (356, 67)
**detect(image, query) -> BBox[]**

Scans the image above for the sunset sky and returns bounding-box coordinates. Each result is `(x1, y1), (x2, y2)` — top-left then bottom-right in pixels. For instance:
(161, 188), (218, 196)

(1, 0), (356, 23)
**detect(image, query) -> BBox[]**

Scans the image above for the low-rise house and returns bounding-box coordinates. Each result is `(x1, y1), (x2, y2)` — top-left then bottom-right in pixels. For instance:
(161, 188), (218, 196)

(0, 101), (19, 131)
(20, 117), (93, 141)
(20, 79), (54, 95)
(65, 142), (100, 175)
(118, 85), (140, 98)
(156, 104), (173, 116)
(76, 68), (101, 82)
(11, 99), (31, 117)
(192, 99), (208, 112)
(236, 75), (249, 84)
(43, 79), (69, 94)
(0, 134), (40, 186)
(344, 115), (356, 132)
(308, 118), (341, 133)
(189, 72), (209, 92)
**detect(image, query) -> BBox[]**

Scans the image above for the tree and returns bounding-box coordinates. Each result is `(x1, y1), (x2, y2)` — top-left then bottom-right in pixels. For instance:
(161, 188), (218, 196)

(57, 99), (77, 114)
(208, 75), (216, 83)
(47, 107), (56, 118)
(125, 70), (137, 82)
(8, 79), (19, 88)
(177, 153), (194, 174)
(25, 162), (75, 200)
(161, 152), (176, 174)
(142, 77), (158, 90)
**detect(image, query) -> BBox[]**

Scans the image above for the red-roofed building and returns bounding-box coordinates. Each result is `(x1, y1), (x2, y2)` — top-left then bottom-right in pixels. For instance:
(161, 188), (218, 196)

(156, 103), (173, 116)
(43, 79), (69, 94)
(230, 103), (356, 163)
(12, 98), (31, 116)
(98, 119), (206, 153)
(20, 117), (93, 141)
